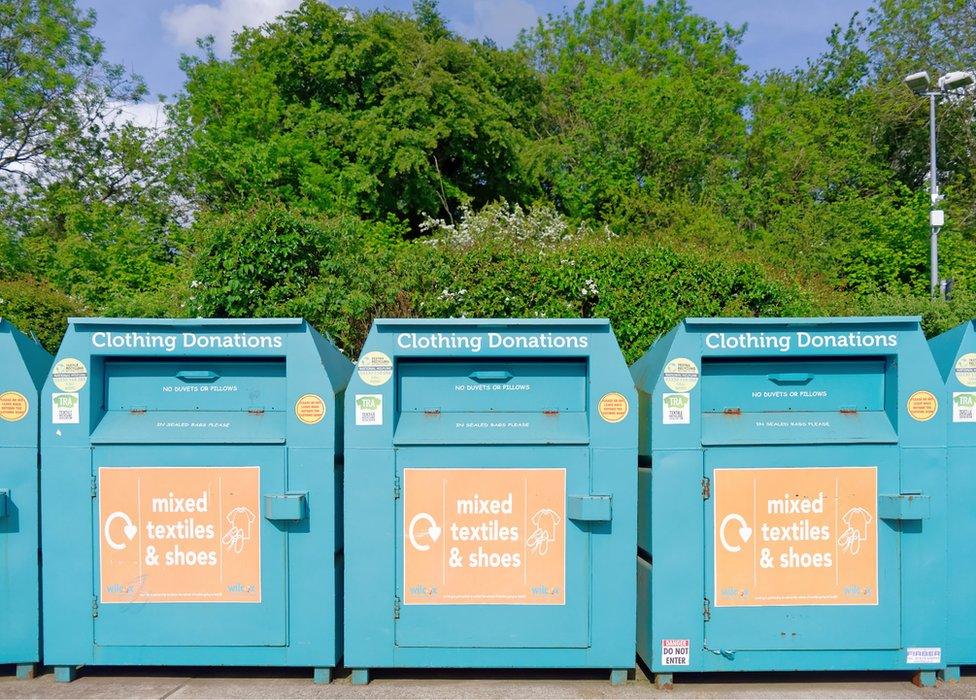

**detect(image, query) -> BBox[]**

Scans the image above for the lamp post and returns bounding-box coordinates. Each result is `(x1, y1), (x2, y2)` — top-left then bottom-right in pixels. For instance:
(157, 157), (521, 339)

(904, 69), (975, 298)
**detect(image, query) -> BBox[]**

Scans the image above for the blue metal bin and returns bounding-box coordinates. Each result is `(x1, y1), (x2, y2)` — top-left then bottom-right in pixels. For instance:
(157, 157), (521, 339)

(0, 320), (52, 679)
(928, 319), (976, 684)
(343, 319), (636, 684)
(40, 318), (350, 683)
(632, 317), (946, 687)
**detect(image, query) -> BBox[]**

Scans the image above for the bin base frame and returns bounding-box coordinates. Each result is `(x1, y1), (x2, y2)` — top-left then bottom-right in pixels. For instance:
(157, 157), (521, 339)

(939, 667), (960, 684)
(14, 664), (37, 680)
(54, 666), (77, 683)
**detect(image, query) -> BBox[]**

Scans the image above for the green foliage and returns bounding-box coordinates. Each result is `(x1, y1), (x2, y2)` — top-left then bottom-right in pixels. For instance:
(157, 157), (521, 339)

(5, 0), (976, 357)
(175, 0), (541, 226)
(519, 0), (748, 219)
(0, 277), (83, 352)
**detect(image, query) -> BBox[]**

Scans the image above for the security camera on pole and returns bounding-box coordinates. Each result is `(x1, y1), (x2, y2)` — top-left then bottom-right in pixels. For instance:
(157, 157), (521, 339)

(904, 69), (975, 298)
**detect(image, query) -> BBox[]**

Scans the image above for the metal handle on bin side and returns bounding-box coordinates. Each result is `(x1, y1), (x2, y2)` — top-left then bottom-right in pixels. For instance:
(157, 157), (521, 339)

(469, 370), (513, 382)
(567, 495), (611, 522)
(767, 373), (814, 385)
(176, 370), (220, 382)
(878, 493), (930, 520)
(264, 492), (308, 521)
(0, 489), (8, 518)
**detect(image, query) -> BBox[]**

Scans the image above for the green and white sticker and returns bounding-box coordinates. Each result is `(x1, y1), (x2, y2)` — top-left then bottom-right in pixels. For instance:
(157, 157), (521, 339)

(953, 392), (976, 423)
(355, 394), (383, 426)
(663, 393), (690, 424)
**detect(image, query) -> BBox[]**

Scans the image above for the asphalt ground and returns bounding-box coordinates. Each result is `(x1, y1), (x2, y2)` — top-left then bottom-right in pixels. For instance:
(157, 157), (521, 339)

(1, 665), (975, 699)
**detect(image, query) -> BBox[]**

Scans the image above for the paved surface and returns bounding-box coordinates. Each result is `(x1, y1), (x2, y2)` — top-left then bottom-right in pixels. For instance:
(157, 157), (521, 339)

(2, 666), (975, 699)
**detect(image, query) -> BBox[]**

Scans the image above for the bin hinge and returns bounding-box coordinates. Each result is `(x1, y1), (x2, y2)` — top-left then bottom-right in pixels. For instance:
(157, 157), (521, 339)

(91, 474), (98, 499)
(91, 597), (99, 618)
(393, 596), (401, 619)
(394, 476), (401, 500)
(703, 597), (711, 622)
(701, 477), (710, 500)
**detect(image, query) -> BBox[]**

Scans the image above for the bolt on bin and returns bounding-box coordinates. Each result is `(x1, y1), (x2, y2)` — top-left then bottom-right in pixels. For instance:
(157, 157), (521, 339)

(0, 320), (53, 680)
(40, 318), (351, 683)
(632, 317), (947, 688)
(344, 319), (637, 685)
(928, 319), (976, 684)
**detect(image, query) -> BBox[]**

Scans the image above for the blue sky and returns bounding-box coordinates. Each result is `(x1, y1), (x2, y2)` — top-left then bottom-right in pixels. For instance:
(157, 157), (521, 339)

(78, 0), (874, 100)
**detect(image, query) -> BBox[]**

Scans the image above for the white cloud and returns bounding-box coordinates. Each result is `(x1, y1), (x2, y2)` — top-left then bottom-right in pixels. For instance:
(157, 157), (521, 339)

(162, 0), (301, 55)
(109, 101), (168, 130)
(454, 0), (539, 48)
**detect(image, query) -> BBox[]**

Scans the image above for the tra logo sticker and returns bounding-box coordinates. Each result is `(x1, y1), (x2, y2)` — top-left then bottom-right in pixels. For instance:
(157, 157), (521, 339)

(98, 466), (261, 603)
(355, 394), (383, 426)
(358, 351), (393, 386)
(907, 390), (938, 422)
(0, 391), (28, 421)
(295, 394), (326, 424)
(713, 467), (878, 607)
(956, 353), (976, 387)
(661, 638), (690, 666)
(598, 392), (629, 423)
(403, 468), (565, 605)
(52, 393), (79, 424)
(663, 393), (690, 424)
(52, 357), (87, 392)
(953, 392), (976, 423)
(663, 358), (699, 392)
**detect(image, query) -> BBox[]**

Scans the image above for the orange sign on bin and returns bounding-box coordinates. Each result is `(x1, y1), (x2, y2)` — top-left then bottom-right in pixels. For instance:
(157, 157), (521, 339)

(713, 466), (877, 607)
(99, 466), (262, 604)
(403, 468), (565, 605)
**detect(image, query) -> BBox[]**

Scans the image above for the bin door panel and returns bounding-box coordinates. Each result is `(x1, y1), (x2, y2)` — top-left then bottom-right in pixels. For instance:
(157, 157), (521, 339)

(92, 445), (287, 647)
(703, 445), (900, 651)
(394, 446), (590, 648)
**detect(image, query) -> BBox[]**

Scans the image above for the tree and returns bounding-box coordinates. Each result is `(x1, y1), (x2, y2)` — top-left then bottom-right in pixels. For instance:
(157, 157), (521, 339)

(174, 0), (542, 231)
(518, 0), (748, 221)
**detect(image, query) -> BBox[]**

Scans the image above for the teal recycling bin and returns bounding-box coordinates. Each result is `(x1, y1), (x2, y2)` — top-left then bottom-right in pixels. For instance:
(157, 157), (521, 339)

(0, 320), (52, 679)
(41, 318), (351, 683)
(929, 320), (976, 683)
(632, 317), (947, 687)
(344, 319), (636, 685)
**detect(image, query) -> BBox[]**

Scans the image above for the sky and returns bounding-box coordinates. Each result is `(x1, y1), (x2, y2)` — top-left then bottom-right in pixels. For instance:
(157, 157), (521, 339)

(78, 0), (875, 105)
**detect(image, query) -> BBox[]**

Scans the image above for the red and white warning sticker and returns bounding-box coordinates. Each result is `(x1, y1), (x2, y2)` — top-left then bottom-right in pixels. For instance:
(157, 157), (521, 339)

(661, 638), (690, 666)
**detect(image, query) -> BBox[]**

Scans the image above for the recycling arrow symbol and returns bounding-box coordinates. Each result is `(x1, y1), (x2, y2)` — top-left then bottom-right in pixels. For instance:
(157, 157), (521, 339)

(104, 511), (138, 550)
(408, 512), (441, 551)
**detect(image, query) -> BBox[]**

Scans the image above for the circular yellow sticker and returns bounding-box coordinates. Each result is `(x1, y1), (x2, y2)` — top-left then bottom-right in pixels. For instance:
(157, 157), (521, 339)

(907, 390), (938, 422)
(0, 391), (29, 421)
(295, 394), (326, 425)
(956, 353), (976, 387)
(52, 357), (88, 392)
(598, 392), (629, 423)
(358, 351), (393, 386)
(663, 357), (699, 392)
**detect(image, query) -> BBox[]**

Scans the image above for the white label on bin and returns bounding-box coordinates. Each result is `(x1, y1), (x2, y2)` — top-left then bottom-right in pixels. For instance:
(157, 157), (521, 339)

(52, 392), (79, 424)
(953, 392), (976, 422)
(661, 639), (690, 666)
(355, 394), (383, 425)
(907, 647), (941, 664)
(663, 393), (690, 424)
